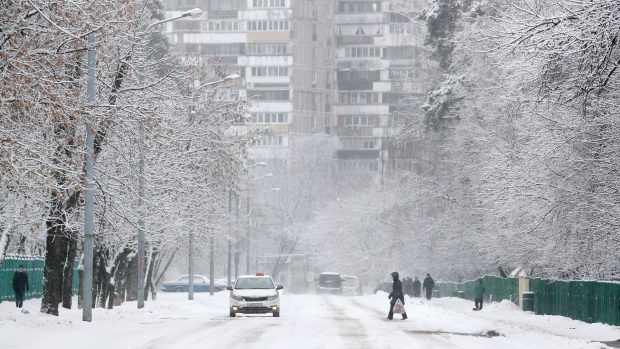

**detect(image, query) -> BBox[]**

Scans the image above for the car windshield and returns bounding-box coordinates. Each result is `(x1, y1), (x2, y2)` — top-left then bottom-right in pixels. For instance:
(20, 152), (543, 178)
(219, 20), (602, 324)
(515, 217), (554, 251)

(235, 277), (275, 289)
(319, 274), (341, 287)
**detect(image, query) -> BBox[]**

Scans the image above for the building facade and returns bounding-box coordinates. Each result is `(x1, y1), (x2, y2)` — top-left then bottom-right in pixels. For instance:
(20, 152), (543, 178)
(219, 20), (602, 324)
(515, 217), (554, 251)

(163, 0), (335, 161)
(333, 0), (431, 174)
(163, 0), (431, 170)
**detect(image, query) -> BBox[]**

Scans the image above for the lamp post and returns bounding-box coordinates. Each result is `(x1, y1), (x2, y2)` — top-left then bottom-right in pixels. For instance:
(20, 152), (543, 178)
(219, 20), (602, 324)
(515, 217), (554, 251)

(83, 7), (203, 321)
(188, 73), (240, 300)
(136, 7), (204, 310)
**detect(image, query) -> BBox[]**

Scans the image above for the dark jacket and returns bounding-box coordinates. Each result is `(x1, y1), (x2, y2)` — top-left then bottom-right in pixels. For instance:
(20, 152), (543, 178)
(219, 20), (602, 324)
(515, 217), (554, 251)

(389, 278), (405, 304)
(413, 279), (421, 292)
(423, 276), (434, 291)
(13, 271), (29, 294)
(474, 281), (485, 299)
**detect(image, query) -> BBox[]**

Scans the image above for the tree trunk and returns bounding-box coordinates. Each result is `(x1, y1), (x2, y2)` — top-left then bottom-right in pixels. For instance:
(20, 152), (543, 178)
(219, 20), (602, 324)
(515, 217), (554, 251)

(77, 268), (84, 309)
(41, 208), (70, 316)
(143, 251), (158, 301)
(97, 250), (110, 308)
(154, 248), (178, 286)
(113, 252), (131, 306)
(62, 230), (78, 309)
(125, 256), (138, 301)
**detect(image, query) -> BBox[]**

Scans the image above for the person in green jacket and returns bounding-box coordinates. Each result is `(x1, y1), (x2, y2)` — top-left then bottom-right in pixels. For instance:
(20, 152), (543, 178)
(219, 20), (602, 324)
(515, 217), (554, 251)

(473, 278), (485, 311)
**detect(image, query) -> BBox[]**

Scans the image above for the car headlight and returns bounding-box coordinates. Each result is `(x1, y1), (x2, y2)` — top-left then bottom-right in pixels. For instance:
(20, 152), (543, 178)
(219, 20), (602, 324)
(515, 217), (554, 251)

(231, 293), (243, 301)
(267, 294), (279, 301)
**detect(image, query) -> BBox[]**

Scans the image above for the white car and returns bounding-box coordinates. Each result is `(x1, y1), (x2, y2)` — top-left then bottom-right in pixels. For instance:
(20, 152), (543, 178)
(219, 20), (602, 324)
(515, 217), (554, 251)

(227, 273), (283, 317)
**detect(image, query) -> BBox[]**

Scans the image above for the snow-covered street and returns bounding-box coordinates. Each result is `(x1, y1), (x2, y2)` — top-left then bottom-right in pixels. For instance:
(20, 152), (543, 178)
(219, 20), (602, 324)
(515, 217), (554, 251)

(1, 292), (618, 349)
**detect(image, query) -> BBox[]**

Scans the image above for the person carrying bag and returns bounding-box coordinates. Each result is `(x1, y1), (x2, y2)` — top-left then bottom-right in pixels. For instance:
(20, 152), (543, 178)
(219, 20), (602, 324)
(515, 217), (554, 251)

(387, 271), (407, 320)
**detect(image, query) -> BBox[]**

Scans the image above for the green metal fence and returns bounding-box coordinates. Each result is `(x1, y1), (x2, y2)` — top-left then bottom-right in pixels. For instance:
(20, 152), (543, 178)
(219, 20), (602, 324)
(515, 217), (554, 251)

(437, 275), (518, 303)
(528, 278), (620, 325)
(0, 255), (79, 303)
(438, 276), (620, 326)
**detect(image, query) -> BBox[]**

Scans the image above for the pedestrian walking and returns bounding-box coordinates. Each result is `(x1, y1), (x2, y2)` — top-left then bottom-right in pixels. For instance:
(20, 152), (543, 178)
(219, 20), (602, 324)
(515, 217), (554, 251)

(387, 272), (407, 320)
(403, 277), (413, 297)
(13, 265), (29, 308)
(423, 273), (434, 300)
(412, 276), (421, 297)
(473, 278), (485, 311)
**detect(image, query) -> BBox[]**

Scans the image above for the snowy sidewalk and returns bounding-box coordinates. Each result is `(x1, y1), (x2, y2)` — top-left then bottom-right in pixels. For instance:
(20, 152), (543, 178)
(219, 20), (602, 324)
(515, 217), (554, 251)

(0, 292), (618, 348)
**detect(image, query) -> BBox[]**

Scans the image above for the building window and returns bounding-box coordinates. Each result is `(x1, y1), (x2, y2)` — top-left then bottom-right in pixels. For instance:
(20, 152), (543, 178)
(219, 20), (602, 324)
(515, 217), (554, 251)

(252, 0), (286, 8)
(249, 112), (289, 124)
(206, 21), (243, 32)
(172, 20), (201, 31)
(247, 43), (290, 55)
(248, 20), (290, 31)
(343, 115), (376, 126)
(341, 137), (379, 149)
(389, 23), (413, 34)
(383, 46), (417, 59)
(255, 135), (286, 147)
(201, 43), (245, 55)
(337, 70), (381, 81)
(344, 46), (381, 58)
(338, 91), (381, 104)
(248, 90), (290, 101)
(250, 66), (289, 77)
(337, 2), (381, 13)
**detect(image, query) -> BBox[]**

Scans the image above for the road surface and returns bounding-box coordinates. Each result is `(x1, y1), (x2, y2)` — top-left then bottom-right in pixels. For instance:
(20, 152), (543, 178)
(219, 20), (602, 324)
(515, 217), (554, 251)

(1, 292), (618, 348)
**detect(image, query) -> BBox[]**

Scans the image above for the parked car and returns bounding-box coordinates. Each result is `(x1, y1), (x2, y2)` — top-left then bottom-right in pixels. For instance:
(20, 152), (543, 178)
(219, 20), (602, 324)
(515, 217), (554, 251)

(341, 275), (362, 296)
(161, 274), (227, 292)
(317, 272), (342, 294)
(227, 273), (283, 317)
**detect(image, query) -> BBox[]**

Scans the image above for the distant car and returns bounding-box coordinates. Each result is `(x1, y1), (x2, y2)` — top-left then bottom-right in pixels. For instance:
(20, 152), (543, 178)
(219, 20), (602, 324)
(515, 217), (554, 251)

(341, 275), (362, 296)
(317, 272), (342, 294)
(227, 273), (283, 317)
(161, 275), (227, 292)
(374, 282), (392, 294)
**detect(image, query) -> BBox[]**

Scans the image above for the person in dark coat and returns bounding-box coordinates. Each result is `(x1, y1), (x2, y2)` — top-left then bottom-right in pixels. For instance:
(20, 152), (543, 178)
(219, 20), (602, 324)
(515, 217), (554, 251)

(412, 276), (421, 297)
(387, 271), (407, 320)
(473, 278), (485, 310)
(403, 277), (413, 297)
(13, 265), (29, 308)
(422, 273), (435, 300)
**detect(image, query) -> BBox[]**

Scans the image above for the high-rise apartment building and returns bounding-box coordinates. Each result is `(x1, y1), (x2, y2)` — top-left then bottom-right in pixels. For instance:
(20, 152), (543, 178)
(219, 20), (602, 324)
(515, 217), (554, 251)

(333, 0), (431, 174)
(163, 0), (335, 160)
(163, 0), (431, 169)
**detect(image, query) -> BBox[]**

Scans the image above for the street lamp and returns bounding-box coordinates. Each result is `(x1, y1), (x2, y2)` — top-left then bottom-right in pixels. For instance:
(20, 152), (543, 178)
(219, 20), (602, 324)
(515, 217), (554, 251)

(188, 73), (241, 300)
(83, 8), (203, 322)
(136, 8), (204, 311)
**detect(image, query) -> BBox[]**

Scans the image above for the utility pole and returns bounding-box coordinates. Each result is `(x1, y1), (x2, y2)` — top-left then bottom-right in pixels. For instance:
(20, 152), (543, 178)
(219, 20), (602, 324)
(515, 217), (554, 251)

(188, 229), (194, 300)
(82, 32), (95, 323)
(246, 193), (251, 275)
(209, 236), (215, 296)
(137, 123), (145, 309)
(227, 190), (233, 285)
(234, 192), (240, 278)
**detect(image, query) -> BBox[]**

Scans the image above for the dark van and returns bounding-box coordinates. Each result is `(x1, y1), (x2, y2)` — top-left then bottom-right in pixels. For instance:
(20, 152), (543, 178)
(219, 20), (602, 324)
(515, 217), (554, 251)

(317, 272), (342, 294)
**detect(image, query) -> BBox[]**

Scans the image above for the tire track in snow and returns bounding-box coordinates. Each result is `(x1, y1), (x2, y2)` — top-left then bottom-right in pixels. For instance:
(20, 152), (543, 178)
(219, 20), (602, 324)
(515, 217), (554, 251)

(346, 296), (460, 348)
(323, 295), (375, 349)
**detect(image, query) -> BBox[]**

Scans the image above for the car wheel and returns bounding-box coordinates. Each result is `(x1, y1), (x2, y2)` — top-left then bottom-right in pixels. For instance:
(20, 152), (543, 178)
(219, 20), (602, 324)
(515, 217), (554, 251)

(273, 311), (280, 317)
(230, 308), (236, 317)
(175, 287), (183, 292)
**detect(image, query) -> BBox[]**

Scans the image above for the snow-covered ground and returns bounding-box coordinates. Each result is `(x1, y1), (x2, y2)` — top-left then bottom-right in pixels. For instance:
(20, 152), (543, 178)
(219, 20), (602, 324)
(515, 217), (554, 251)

(1, 292), (619, 349)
